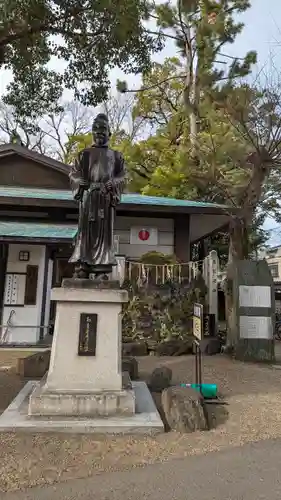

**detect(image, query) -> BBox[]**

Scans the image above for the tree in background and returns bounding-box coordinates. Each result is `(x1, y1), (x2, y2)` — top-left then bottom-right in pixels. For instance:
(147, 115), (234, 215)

(115, 1), (281, 260)
(206, 213), (270, 267)
(117, 0), (257, 199)
(118, 0), (256, 158)
(114, 0), (281, 353)
(0, 100), (94, 161)
(0, 92), (146, 169)
(64, 93), (149, 192)
(0, 0), (162, 117)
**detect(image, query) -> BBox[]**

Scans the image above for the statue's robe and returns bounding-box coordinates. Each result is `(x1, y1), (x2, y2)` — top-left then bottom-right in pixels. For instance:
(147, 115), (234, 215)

(69, 145), (126, 269)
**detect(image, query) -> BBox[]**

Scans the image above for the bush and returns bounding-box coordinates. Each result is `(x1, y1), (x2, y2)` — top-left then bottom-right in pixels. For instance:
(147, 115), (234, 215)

(122, 272), (207, 342)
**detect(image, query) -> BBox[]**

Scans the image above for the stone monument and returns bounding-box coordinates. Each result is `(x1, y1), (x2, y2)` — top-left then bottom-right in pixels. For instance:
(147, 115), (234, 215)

(227, 259), (275, 363)
(28, 113), (135, 418)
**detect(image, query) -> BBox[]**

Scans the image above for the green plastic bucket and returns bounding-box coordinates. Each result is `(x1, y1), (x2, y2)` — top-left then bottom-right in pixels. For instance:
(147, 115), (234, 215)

(180, 383), (218, 399)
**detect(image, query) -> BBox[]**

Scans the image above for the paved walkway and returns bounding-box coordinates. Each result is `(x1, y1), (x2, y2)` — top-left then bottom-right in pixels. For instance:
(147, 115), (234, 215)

(4, 438), (281, 500)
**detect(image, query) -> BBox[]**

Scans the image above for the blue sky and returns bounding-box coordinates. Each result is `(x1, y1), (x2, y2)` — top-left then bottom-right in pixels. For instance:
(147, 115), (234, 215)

(1, 0), (281, 244)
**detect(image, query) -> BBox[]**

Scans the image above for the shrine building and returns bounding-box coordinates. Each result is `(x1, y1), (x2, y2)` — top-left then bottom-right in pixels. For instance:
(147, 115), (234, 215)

(0, 143), (230, 344)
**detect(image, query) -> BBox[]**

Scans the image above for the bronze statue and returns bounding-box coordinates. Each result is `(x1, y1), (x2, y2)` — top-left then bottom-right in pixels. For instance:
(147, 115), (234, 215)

(69, 113), (126, 279)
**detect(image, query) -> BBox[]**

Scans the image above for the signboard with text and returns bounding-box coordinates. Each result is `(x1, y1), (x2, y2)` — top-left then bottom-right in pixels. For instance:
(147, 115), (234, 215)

(193, 303), (203, 341)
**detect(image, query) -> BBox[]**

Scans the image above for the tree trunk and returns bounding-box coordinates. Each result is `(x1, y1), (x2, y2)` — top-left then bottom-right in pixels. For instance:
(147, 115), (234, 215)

(182, 20), (200, 163)
(225, 217), (249, 351)
(228, 217), (249, 261)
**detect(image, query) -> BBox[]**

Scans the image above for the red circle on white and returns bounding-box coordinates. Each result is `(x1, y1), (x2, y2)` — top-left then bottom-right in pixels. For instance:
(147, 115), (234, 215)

(138, 229), (150, 241)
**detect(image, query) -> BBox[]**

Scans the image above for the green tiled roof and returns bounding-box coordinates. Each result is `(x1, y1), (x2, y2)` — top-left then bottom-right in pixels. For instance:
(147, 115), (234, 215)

(0, 186), (225, 209)
(0, 222), (76, 239)
(0, 186), (72, 201)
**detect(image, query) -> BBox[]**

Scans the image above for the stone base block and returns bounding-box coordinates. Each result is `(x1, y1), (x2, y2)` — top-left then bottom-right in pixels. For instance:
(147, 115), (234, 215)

(28, 383), (135, 418)
(46, 286), (127, 393)
(0, 381), (164, 435)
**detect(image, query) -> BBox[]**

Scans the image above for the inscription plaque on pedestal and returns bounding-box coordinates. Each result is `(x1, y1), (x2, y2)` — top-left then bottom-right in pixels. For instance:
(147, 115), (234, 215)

(78, 313), (97, 356)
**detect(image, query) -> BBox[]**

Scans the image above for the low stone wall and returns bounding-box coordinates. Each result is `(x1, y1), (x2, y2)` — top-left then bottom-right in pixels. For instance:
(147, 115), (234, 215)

(17, 350), (51, 378)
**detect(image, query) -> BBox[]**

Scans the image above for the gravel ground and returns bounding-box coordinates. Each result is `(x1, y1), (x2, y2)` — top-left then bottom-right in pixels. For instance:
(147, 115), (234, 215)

(1, 353), (281, 493)
(0, 350), (36, 367)
(0, 351), (34, 414)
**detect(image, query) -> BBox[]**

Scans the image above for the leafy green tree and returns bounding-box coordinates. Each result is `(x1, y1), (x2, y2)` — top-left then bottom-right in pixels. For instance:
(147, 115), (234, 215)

(116, 0), (281, 356)
(119, 0), (256, 160)
(0, 0), (161, 117)
(116, 3), (279, 263)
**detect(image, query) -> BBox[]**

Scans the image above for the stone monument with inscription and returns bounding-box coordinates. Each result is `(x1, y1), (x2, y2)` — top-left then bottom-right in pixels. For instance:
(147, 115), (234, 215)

(227, 259), (275, 363)
(28, 113), (136, 418)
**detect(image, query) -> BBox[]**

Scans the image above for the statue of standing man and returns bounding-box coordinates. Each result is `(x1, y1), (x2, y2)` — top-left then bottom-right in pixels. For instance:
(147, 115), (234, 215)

(69, 113), (126, 280)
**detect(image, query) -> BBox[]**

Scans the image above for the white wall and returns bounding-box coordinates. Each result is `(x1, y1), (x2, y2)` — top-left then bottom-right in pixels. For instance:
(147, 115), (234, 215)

(2, 244), (46, 344)
(115, 216), (174, 258)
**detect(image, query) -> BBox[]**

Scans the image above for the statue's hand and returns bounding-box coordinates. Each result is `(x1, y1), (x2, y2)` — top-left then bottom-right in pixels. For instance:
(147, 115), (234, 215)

(74, 184), (86, 201)
(74, 192), (83, 201)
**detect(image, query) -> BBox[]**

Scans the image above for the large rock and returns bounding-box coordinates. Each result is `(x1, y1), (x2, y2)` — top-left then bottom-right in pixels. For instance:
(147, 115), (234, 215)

(156, 338), (193, 356)
(161, 386), (207, 432)
(122, 341), (148, 356)
(122, 356), (139, 380)
(148, 366), (172, 392)
(17, 350), (51, 378)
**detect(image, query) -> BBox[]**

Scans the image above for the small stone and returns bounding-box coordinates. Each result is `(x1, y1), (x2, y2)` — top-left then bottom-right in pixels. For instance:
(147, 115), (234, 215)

(122, 341), (148, 356)
(122, 357), (139, 380)
(148, 366), (172, 392)
(161, 386), (207, 432)
(200, 338), (222, 356)
(156, 338), (193, 356)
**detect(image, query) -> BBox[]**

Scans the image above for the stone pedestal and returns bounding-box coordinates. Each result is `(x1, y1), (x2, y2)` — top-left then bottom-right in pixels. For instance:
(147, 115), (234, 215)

(28, 280), (135, 417)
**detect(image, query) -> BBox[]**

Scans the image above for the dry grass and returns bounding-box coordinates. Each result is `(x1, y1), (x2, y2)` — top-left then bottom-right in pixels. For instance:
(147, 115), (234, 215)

(1, 353), (281, 492)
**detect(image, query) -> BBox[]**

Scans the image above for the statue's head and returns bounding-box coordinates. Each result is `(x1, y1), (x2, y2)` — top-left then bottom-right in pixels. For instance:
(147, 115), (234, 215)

(92, 113), (111, 147)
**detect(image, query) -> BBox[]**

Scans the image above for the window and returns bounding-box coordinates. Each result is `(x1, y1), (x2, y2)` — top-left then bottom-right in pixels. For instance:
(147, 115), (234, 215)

(18, 250), (30, 262)
(268, 264), (279, 278)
